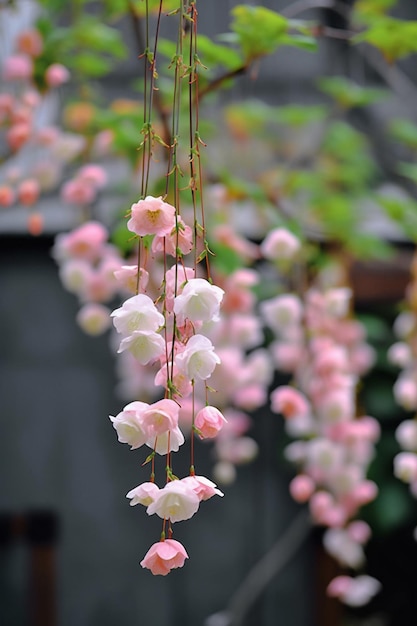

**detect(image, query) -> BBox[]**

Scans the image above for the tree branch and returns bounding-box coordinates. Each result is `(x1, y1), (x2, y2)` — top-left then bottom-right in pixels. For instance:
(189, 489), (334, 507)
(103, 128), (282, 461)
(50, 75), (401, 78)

(204, 509), (311, 626)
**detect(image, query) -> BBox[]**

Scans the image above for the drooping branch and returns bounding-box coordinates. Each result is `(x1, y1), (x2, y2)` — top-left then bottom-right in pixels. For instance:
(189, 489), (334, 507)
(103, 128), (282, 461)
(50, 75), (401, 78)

(128, 2), (172, 149)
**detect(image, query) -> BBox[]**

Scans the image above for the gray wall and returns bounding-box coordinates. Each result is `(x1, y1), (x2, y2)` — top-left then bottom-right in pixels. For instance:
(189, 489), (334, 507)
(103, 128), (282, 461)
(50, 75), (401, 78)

(0, 236), (314, 626)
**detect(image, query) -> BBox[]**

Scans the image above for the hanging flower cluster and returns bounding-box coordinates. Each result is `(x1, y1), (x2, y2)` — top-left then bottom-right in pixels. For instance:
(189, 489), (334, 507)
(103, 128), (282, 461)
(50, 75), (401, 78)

(389, 253), (417, 522)
(109, 195), (226, 575)
(259, 230), (381, 606)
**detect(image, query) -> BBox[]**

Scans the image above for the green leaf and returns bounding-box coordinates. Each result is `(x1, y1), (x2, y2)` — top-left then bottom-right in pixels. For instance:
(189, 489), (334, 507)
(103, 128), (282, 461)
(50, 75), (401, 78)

(279, 33), (317, 52)
(72, 19), (127, 59)
(274, 104), (328, 127)
(318, 76), (387, 108)
(353, 0), (398, 24)
(71, 52), (112, 77)
(398, 162), (417, 185)
(111, 219), (136, 255)
(354, 16), (417, 62)
(377, 195), (417, 241)
(196, 34), (243, 71)
(231, 5), (288, 61)
(390, 119), (417, 150)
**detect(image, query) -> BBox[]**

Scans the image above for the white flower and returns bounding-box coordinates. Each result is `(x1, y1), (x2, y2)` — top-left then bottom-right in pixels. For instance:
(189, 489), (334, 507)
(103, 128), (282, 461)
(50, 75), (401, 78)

(111, 294), (164, 336)
(118, 330), (165, 364)
(260, 227), (300, 261)
(146, 426), (185, 455)
(260, 294), (303, 334)
(395, 420), (417, 451)
(173, 278), (224, 323)
(342, 576), (381, 607)
(147, 479), (200, 522)
(109, 401), (149, 449)
(76, 303), (111, 336)
(394, 452), (417, 483)
(323, 528), (365, 569)
(175, 334), (220, 381)
(323, 288), (352, 318)
(126, 482), (160, 506)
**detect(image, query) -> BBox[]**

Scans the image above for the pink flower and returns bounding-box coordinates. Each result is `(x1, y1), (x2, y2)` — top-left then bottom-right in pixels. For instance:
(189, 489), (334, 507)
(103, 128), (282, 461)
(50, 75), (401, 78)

(16, 29), (43, 57)
(127, 195), (176, 237)
(7, 122), (31, 151)
(0, 185), (15, 207)
(126, 482), (160, 506)
(140, 539), (188, 576)
(181, 475), (224, 500)
(45, 63), (70, 87)
(289, 474), (315, 503)
(195, 406), (227, 439)
(3, 54), (33, 81)
(270, 340), (304, 372)
(327, 575), (381, 607)
(270, 386), (310, 419)
(140, 399), (180, 436)
(17, 179), (40, 206)
(154, 364), (193, 399)
(152, 216), (194, 256)
(175, 334), (220, 381)
(216, 436), (258, 464)
(78, 164), (107, 188)
(147, 480), (200, 522)
(114, 265), (149, 294)
(347, 520), (371, 544)
(61, 178), (96, 205)
(53, 222), (108, 261)
(260, 227), (300, 261)
(213, 224), (260, 261)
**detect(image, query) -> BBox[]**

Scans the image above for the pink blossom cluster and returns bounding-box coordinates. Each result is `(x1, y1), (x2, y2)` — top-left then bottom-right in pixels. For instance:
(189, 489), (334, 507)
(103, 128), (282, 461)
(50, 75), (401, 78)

(388, 294), (417, 510)
(52, 220), (127, 336)
(0, 24), (100, 234)
(109, 195), (227, 575)
(259, 234), (380, 605)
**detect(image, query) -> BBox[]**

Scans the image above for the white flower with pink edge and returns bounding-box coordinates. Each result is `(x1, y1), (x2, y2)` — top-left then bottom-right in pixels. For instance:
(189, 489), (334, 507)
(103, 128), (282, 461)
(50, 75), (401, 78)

(175, 334), (220, 381)
(126, 482), (160, 506)
(173, 278), (224, 324)
(146, 479), (200, 522)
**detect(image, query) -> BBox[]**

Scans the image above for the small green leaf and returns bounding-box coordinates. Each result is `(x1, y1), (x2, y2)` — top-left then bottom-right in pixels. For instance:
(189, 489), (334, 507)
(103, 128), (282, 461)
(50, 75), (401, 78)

(71, 52), (112, 77)
(390, 119), (417, 150)
(354, 16), (417, 62)
(196, 34), (243, 70)
(318, 76), (387, 109)
(231, 5), (288, 61)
